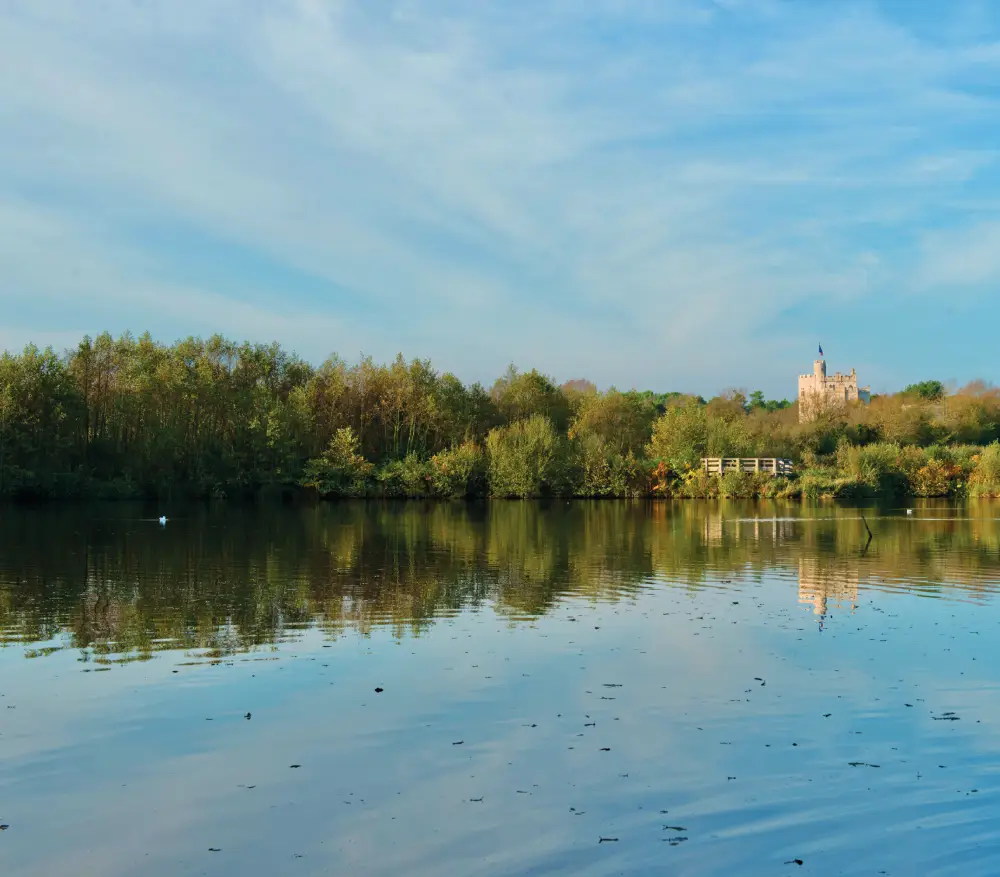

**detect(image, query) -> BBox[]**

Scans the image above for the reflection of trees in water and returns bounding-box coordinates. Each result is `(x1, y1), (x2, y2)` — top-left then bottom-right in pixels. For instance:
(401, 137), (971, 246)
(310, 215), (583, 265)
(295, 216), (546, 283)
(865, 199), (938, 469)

(1, 500), (999, 658)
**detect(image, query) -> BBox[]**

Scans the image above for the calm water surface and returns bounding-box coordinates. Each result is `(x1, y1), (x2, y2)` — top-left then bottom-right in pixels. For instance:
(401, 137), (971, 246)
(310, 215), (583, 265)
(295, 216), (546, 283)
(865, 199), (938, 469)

(2, 500), (1000, 876)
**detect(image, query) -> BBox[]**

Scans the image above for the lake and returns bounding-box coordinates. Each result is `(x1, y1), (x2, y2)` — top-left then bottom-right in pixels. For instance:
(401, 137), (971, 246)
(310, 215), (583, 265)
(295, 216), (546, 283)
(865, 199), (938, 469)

(1, 500), (999, 876)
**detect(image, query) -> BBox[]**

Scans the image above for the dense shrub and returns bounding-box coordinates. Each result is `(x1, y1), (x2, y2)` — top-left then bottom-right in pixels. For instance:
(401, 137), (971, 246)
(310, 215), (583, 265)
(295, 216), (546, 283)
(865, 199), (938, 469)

(834, 442), (909, 495)
(719, 469), (756, 499)
(574, 435), (648, 497)
(300, 427), (374, 497)
(765, 476), (797, 499)
(911, 458), (963, 497)
(796, 469), (840, 500)
(429, 441), (487, 498)
(970, 442), (1000, 497)
(677, 470), (721, 499)
(649, 462), (676, 497)
(375, 454), (433, 497)
(485, 415), (574, 498)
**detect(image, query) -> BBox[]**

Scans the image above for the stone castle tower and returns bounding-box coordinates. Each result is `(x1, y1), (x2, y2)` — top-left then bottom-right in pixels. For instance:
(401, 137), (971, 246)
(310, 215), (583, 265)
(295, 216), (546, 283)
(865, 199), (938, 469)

(797, 352), (870, 422)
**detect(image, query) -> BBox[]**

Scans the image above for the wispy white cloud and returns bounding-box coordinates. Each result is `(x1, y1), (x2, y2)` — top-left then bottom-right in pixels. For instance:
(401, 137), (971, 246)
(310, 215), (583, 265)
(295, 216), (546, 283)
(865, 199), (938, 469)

(2, 0), (999, 392)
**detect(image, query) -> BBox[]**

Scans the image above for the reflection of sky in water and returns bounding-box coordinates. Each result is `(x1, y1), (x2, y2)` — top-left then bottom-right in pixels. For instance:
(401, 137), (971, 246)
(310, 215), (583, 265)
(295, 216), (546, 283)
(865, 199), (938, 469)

(2, 502), (1000, 875)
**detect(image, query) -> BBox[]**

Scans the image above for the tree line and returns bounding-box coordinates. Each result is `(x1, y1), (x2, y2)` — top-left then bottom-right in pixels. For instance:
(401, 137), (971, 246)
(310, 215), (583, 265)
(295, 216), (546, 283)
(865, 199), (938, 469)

(1, 331), (999, 499)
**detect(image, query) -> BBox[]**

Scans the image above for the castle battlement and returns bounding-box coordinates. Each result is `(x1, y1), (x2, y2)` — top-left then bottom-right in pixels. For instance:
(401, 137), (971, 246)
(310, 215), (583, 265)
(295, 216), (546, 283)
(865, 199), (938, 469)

(798, 373), (853, 380)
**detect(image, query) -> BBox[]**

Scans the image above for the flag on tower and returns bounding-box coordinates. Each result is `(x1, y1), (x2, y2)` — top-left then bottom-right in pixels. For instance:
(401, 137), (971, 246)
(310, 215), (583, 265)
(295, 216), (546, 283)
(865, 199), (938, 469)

(818, 343), (824, 357)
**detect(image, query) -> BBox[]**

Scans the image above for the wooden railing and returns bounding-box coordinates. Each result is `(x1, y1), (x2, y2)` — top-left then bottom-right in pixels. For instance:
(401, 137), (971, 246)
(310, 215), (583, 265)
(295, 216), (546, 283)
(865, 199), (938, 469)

(701, 457), (794, 476)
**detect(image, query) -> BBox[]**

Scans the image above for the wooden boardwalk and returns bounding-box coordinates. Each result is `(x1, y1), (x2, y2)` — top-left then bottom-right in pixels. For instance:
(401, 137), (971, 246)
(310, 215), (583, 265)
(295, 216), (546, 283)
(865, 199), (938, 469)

(701, 457), (793, 476)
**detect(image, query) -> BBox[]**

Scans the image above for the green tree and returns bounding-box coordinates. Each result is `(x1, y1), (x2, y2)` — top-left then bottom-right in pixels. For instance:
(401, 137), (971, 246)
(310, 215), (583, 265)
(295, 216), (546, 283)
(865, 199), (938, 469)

(646, 400), (709, 469)
(748, 390), (791, 413)
(569, 389), (657, 456)
(0, 382), (12, 496)
(300, 427), (374, 497)
(492, 366), (572, 431)
(904, 380), (945, 401)
(486, 415), (573, 497)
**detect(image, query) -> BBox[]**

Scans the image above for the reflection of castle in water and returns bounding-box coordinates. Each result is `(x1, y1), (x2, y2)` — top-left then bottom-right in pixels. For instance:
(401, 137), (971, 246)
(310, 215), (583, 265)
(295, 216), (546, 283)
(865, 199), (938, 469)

(798, 557), (859, 623)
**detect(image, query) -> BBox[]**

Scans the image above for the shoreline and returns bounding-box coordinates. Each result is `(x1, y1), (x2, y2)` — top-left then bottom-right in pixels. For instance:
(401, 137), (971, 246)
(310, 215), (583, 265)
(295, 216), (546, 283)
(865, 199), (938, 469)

(3, 484), (998, 503)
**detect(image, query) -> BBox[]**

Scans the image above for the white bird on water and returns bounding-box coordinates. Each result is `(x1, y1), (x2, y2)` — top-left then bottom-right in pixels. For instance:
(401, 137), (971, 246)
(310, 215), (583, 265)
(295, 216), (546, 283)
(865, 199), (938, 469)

(905, 509), (914, 516)
(159, 515), (167, 525)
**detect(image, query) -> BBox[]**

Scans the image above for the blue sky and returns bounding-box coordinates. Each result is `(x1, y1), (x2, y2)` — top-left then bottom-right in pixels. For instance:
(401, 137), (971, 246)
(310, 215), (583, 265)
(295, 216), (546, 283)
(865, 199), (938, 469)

(2, 0), (999, 398)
